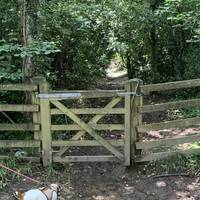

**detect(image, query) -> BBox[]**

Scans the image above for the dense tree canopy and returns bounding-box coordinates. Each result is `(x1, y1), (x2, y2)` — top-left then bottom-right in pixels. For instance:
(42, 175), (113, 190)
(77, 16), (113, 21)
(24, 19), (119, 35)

(0, 0), (199, 88)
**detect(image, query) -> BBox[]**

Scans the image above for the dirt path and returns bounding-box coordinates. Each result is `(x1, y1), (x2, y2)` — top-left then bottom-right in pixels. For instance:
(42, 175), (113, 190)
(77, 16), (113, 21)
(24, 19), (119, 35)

(1, 162), (200, 200)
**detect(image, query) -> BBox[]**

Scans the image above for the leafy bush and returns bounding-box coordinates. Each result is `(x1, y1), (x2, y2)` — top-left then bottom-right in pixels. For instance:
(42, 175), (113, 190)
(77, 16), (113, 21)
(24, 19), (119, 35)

(38, 0), (115, 89)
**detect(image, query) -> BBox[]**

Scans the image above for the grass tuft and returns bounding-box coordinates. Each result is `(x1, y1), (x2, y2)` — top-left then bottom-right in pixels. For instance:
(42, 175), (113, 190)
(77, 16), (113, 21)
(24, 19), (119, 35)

(143, 153), (200, 176)
(0, 156), (33, 189)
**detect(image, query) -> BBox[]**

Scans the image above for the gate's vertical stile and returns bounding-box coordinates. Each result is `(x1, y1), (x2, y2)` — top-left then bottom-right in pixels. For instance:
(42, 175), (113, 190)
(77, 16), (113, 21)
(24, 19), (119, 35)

(39, 79), (52, 166)
(131, 79), (143, 162)
(124, 81), (132, 166)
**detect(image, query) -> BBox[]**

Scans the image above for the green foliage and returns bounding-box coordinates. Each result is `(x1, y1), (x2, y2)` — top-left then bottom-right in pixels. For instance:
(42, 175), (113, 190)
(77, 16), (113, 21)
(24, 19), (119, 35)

(152, 0), (200, 82)
(183, 47), (200, 80)
(1, 0), (199, 86)
(0, 156), (32, 188)
(47, 162), (63, 177)
(110, 0), (200, 83)
(145, 154), (200, 175)
(180, 108), (200, 118)
(0, 39), (59, 82)
(37, 0), (115, 88)
(158, 0), (200, 41)
(113, 1), (152, 81)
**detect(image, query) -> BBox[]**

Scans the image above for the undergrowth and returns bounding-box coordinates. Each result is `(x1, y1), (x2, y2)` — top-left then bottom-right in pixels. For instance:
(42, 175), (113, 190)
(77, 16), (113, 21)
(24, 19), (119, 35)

(47, 162), (63, 176)
(175, 90), (200, 119)
(181, 108), (200, 118)
(144, 154), (200, 176)
(0, 156), (32, 189)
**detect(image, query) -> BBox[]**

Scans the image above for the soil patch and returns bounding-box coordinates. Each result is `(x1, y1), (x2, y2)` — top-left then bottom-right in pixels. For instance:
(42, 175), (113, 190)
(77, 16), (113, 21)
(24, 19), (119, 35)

(1, 163), (200, 200)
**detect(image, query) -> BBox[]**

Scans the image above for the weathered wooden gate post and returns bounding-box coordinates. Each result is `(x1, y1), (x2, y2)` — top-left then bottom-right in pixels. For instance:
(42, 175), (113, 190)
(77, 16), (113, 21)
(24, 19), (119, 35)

(124, 79), (142, 166)
(131, 79), (143, 164)
(38, 78), (52, 166)
(124, 80), (132, 166)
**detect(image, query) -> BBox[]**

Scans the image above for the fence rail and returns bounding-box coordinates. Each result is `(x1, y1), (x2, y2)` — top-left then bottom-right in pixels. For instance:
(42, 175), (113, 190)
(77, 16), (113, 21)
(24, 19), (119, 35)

(137, 117), (200, 132)
(0, 84), (38, 91)
(136, 135), (200, 150)
(0, 123), (40, 131)
(0, 140), (40, 148)
(0, 104), (39, 112)
(140, 98), (200, 113)
(140, 78), (200, 94)
(136, 149), (200, 162)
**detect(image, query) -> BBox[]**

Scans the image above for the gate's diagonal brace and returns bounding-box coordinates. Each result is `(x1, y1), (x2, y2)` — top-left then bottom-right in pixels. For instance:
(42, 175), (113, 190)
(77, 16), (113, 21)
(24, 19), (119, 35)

(55, 97), (122, 157)
(51, 100), (124, 160)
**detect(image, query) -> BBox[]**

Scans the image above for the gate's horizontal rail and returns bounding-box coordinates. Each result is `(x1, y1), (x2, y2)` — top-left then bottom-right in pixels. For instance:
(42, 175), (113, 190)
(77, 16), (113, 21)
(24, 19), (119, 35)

(53, 155), (119, 162)
(0, 104), (39, 112)
(136, 148), (200, 162)
(0, 140), (40, 148)
(0, 123), (40, 131)
(38, 90), (126, 99)
(51, 124), (124, 131)
(52, 139), (124, 147)
(137, 117), (200, 132)
(0, 155), (40, 162)
(50, 89), (125, 93)
(51, 108), (125, 115)
(0, 84), (38, 91)
(140, 79), (200, 94)
(49, 90), (125, 98)
(136, 134), (200, 150)
(140, 98), (200, 113)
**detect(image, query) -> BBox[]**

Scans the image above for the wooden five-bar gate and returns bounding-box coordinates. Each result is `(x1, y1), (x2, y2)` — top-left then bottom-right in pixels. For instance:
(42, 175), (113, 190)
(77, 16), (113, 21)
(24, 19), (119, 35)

(0, 78), (200, 166)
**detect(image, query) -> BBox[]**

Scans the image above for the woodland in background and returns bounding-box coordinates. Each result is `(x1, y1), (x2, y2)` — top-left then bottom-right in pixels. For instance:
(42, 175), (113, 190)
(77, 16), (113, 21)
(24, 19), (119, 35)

(0, 0), (200, 89)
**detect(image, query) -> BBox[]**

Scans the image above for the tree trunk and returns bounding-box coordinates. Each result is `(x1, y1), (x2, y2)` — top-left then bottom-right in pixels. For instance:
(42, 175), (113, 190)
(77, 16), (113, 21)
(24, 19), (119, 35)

(150, 0), (157, 82)
(21, 0), (32, 84)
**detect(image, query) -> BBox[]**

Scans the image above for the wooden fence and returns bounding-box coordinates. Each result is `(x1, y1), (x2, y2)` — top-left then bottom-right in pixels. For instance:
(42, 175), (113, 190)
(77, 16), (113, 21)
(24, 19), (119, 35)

(0, 82), (41, 162)
(135, 79), (200, 162)
(0, 78), (200, 166)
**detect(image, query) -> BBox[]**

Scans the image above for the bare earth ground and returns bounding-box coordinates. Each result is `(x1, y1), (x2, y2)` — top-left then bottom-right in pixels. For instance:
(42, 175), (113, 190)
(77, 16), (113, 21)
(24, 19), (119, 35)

(1, 65), (200, 200)
(1, 163), (200, 200)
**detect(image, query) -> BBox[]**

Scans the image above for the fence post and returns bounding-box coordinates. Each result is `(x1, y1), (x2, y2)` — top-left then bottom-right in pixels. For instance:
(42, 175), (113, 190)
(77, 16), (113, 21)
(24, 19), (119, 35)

(131, 79), (143, 163)
(124, 81), (132, 166)
(38, 78), (52, 166)
(124, 79), (142, 166)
